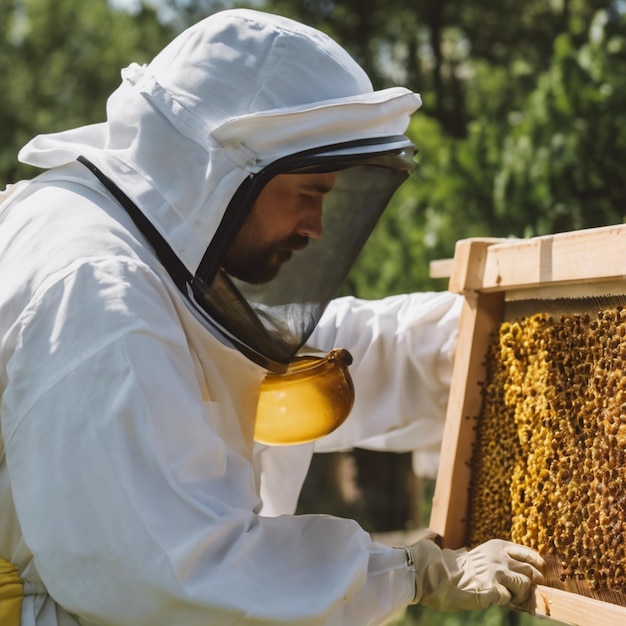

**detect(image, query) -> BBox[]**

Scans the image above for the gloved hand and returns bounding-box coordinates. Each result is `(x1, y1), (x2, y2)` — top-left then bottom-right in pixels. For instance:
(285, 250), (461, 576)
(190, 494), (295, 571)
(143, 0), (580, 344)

(405, 536), (545, 612)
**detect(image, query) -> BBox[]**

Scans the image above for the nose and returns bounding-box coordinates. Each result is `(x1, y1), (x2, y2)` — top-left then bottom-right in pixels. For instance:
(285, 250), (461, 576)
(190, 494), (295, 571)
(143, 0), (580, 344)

(297, 203), (324, 240)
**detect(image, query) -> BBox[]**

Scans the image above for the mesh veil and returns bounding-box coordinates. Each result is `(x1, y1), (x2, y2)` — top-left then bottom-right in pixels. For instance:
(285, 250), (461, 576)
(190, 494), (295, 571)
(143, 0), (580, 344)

(192, 137), (416, 370)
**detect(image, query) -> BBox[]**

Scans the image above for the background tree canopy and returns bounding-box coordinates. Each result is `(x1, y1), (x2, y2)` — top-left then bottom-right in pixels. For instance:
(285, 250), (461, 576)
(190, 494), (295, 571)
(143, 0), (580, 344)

(1, 0), (624, 300)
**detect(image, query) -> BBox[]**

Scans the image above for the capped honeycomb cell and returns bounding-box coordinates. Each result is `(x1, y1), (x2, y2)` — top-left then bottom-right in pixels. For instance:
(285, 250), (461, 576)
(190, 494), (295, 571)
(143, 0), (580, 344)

(468, 307), (626, 595)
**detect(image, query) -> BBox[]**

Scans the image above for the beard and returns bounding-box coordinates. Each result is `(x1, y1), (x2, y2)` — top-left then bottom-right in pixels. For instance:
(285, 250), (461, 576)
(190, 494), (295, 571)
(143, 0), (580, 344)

(223, 233), (309, 284)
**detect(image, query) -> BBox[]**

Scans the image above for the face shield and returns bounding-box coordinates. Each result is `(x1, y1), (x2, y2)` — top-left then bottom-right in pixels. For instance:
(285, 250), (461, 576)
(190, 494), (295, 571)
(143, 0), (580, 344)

(188, 135), (417, 372)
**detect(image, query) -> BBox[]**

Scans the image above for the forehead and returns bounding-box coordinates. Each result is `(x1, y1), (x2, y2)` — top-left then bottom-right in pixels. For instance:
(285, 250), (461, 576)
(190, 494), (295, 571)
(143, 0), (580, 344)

(271, 171), (337, 194)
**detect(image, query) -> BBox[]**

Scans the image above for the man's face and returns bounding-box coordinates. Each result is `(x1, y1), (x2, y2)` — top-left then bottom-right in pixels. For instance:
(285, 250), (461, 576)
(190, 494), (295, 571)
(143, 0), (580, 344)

(222, 171), (337, 284)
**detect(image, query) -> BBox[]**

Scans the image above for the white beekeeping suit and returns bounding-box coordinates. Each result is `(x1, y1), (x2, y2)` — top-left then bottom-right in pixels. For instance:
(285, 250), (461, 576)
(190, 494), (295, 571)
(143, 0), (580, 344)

(0, 9), (543, 626)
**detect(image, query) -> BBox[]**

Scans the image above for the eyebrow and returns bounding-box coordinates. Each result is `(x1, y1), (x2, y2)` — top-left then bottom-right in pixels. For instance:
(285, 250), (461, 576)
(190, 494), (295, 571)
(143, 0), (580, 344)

(300, 182), (335, 194)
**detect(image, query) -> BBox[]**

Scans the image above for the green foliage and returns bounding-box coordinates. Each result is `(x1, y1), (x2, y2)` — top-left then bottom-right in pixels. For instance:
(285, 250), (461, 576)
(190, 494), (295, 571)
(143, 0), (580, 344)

(0, 0), (174, 186)
(158, 0), (249, 30)
(345, 8), (626, 298)
(493, 11), (626, 236)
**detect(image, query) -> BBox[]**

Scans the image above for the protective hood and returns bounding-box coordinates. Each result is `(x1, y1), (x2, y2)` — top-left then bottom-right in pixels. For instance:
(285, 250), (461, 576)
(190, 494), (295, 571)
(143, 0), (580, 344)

(18, 9), (422, 371)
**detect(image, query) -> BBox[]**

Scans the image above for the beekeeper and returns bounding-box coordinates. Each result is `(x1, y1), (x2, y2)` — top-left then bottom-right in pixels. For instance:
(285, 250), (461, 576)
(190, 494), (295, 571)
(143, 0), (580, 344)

(0, 9), (544, 626)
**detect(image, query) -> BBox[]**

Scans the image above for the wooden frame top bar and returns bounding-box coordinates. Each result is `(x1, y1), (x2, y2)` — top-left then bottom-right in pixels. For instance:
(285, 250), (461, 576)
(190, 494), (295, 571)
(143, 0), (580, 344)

(448, 224), (626, 294)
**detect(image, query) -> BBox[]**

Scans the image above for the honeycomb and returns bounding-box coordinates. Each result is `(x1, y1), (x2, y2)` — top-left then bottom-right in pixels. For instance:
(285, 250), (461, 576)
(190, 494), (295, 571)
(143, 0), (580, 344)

(468, 306), (626, 594)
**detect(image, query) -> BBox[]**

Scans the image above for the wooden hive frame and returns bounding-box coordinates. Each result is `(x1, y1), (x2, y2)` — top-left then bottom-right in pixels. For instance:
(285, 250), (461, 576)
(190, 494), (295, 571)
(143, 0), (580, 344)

(428, 224), (626, 625)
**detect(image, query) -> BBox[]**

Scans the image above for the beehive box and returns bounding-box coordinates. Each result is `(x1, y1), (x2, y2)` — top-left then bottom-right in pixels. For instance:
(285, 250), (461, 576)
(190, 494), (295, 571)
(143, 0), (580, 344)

(429, 225), (626, 625)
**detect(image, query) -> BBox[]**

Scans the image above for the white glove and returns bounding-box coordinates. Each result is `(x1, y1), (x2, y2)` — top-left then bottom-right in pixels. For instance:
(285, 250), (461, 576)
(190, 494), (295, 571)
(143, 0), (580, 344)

(405, 537), (545, 612)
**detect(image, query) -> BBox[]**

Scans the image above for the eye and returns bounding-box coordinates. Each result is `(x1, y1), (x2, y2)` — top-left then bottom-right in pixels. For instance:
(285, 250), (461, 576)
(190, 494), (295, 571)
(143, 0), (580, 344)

(295, 192), (323, 209)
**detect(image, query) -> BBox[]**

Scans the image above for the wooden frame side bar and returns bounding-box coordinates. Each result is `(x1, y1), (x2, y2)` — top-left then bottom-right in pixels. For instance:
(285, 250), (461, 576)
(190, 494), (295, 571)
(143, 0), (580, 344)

(429, 290), (503, 548)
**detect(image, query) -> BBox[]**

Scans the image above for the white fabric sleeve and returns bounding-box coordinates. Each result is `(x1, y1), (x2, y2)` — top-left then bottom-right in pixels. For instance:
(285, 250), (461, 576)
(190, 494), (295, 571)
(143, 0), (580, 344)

(253, 442), (316, 517)
(2, 259), (416, 625)
(308, 292), (462, 478)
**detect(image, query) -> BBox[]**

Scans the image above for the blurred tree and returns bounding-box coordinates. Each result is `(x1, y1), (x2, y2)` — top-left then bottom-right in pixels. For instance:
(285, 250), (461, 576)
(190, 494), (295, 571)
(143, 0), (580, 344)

(493, 10), (626, 236)
(345, 8), (626, 299)
(0, 0), (174, 186)
(158, 0), (243, 30)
